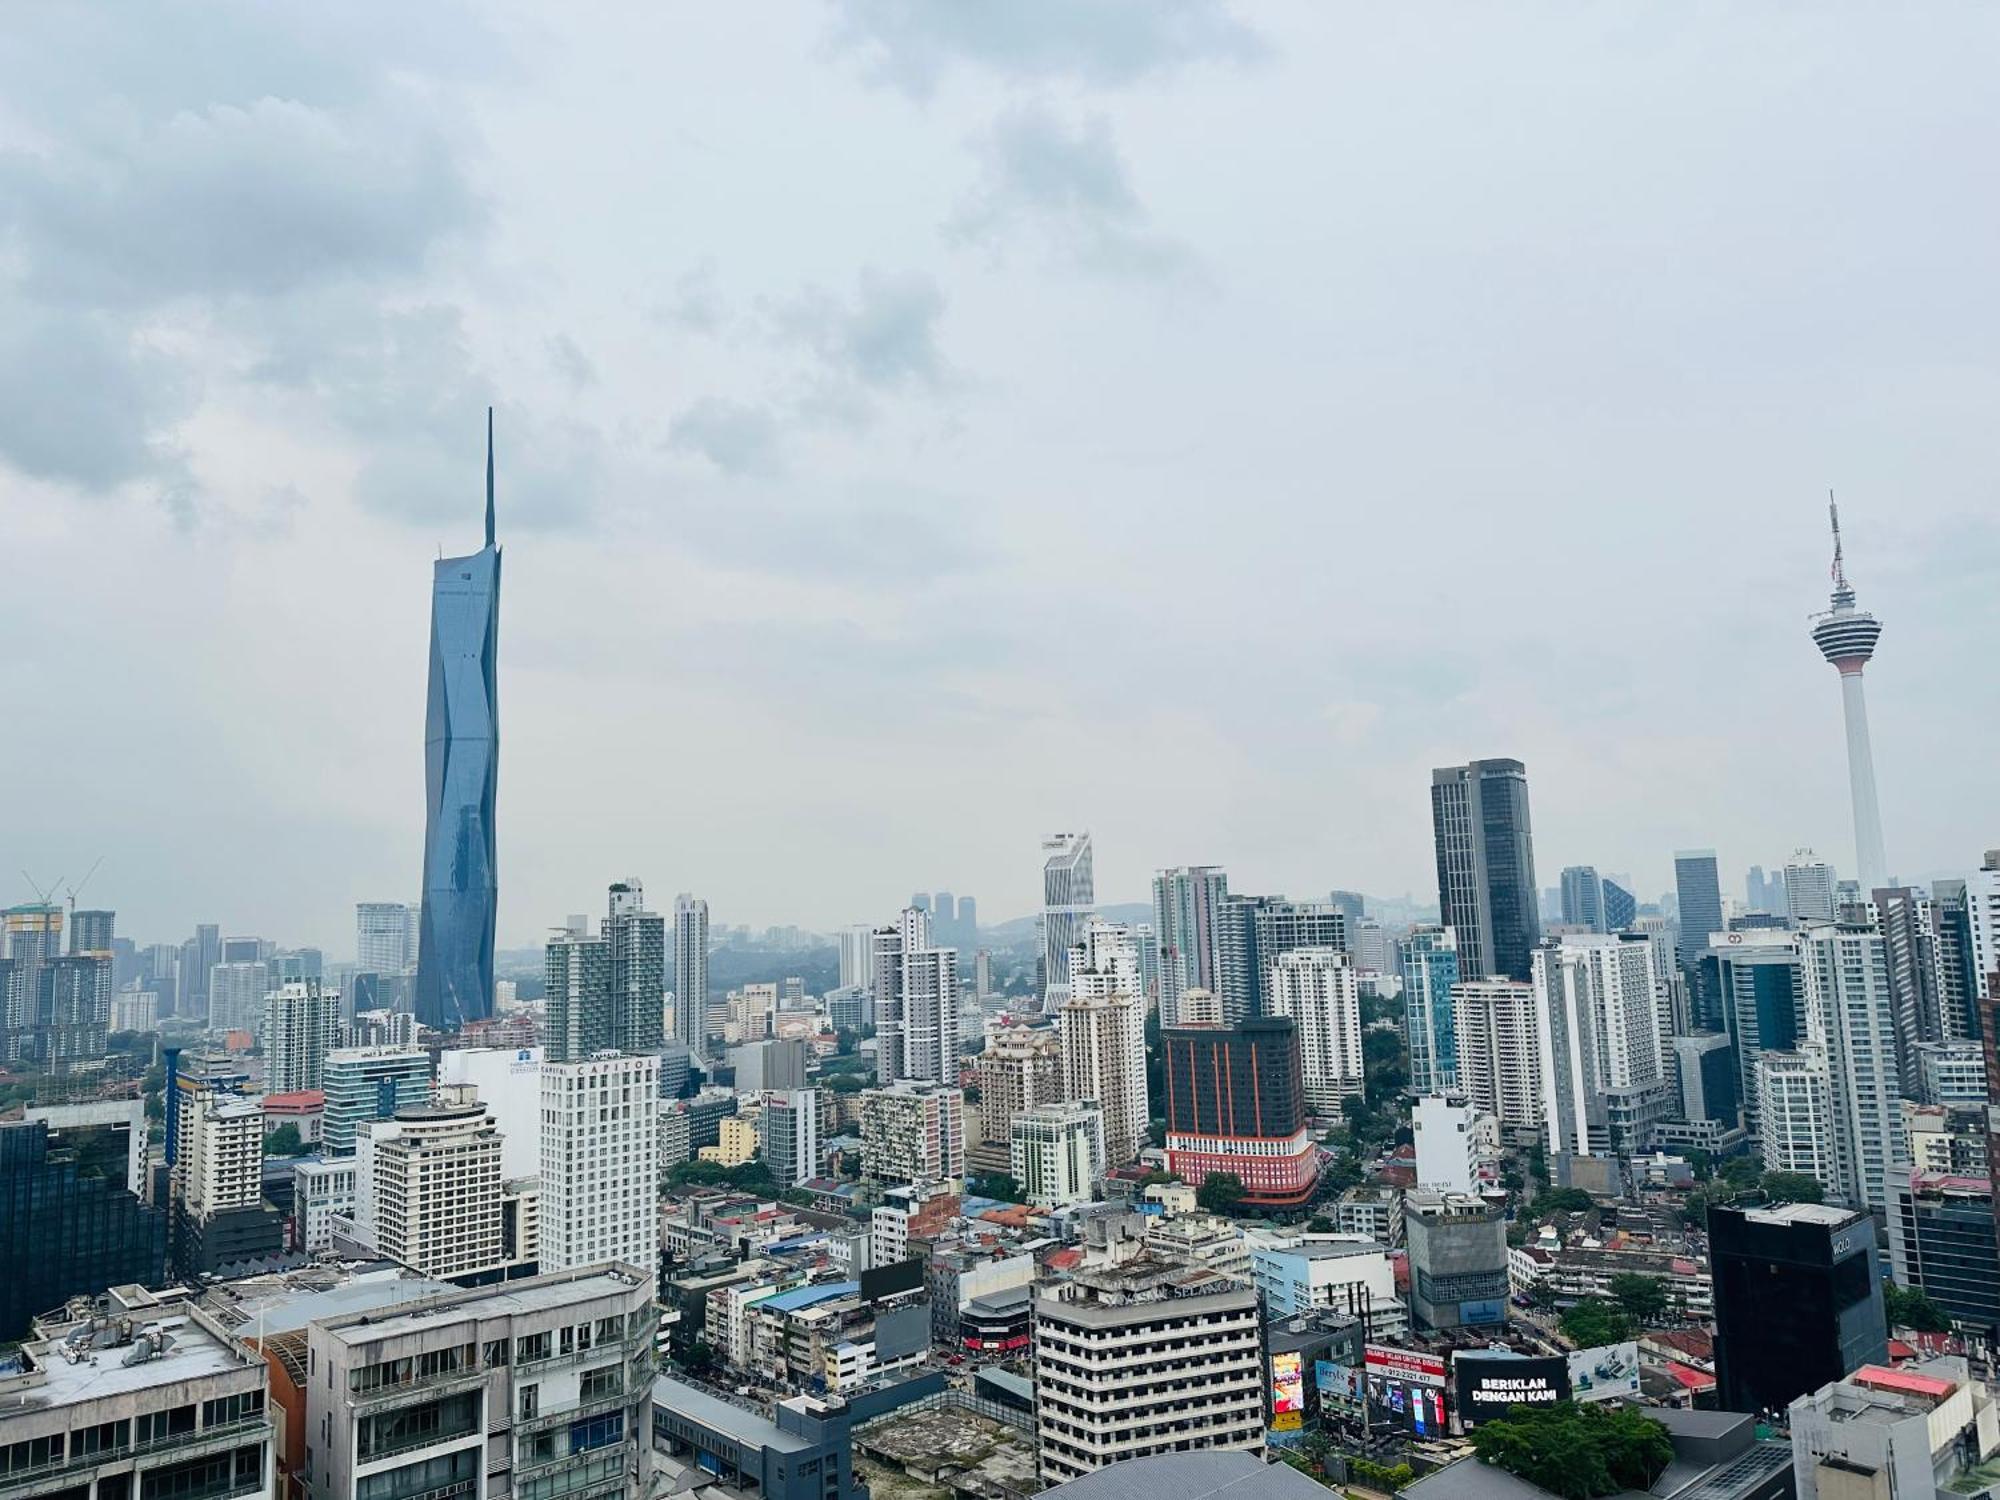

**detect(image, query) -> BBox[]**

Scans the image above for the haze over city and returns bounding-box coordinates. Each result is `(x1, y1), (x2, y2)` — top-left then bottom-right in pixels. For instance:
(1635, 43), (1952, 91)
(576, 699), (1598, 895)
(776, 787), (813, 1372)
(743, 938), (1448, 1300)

(3, 4), (1996, 950)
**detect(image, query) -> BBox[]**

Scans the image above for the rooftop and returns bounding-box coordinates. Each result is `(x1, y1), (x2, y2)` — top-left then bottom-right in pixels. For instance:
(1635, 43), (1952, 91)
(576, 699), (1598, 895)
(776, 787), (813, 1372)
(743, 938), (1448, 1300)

(1736, 1202), (1855, 1228)
(1, 1308), (256, 1413)
(317, 1265), (649, 1345)
(653, 1372), (811, 1454)
(1036, 1451), (1330, 1500)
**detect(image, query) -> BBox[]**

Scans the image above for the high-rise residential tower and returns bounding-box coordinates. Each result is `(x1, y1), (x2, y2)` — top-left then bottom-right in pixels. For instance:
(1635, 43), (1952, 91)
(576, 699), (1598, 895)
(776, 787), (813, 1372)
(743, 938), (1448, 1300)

(1061, 920), (1149, 1166)
(604, 878), (666, 1053)
(355, 902), (419, 974)
(673, 892), (709, 1055)
(1265, 949), (1364, 1114)
(414, 412), (501, 1030)
(1214, 896), (1348, 1024)
(1785, 849), (1838, 923)
(1430, 760), (1539, 981)
(263, 980), (341, 1093)
(1151, 864), (1229, 1023)
(874, 906), (959, 1085)
(1040, 833), (1094, 1009)
(1810, 498), (1888, 893)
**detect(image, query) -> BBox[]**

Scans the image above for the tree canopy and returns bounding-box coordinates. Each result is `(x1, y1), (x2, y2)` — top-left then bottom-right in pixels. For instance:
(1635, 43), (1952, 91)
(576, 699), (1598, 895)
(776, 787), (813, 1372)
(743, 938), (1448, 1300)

(1609, 1273), (1668, 1327)
(1559, 1296), (1635, 1347)
(1473, 1402), (1673, 1500)
(263, 1122), (305, 1157)
(1196, 1172), (1245, 1214)
(1884, 1281), (1951, 1334)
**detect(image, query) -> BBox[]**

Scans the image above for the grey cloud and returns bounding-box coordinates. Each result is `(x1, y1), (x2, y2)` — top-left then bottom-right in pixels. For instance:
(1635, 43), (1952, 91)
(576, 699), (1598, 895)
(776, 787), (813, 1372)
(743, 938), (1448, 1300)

(668, 398), (788, 477)
(660, 261), (726, 336)
(0, 3), (493, 519)
(949, 105), (1194, 279)
(547, 333), (598, 390)
(829, 0), (1263, 96)
(773, 269), (949, 390)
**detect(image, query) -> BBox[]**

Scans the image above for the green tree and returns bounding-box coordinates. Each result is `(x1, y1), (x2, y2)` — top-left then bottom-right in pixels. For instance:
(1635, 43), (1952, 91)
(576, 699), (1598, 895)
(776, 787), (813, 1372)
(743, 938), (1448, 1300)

(1307, 1215), (1336, 1233)
(1536, 1187), (1596, 1216)
(263, 1123), (305, 1158)
(1559, 1296), (1634, 1347)
(1197, 1172), (1245, 1214)
(1609, 1273), (1668, 1328)
(1324, 1152), (1364, 1193)
(1883, 1282), (1951, 1334)
(1761, 1172), (1824, 1205)
(969, 1173), (1022, 1202)
(824, 1072), (865, 1094)
(1718, 1154), (1763, 1188)
(1138, 1169), (1181, 1188)
(1473, 1402), (1673, 1500)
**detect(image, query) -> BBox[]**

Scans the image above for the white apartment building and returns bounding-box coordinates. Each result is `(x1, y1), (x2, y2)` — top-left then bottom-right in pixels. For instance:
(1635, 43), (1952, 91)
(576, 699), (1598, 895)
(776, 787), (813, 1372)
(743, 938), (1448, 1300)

(1011, 1101), (1105, 1208)
(207, 959), (271, 1035)
(874, 907), (960, 1085)
(186, 1095), (265, 1217)
(1060, 920), (1149, 1166)
(859, 1081), (965, 1184)
(1266, 947), (1364, 1111)
(1916, 1041), (1987, 1105)
(1969, 852), (2000, 1001)
(1533, 934), (1665, 1157)
(1033, 1267), (1264, 1483)
(295, 1156), (358, 1254)
(1413, 1093), (1493, 1194)
(438, 1044), (544, 1178)
(358, 1097), (504, 1280)
(263, 979), (342, 1094)
(1757, 1047), (1840, 1186)
(1452, 980), (1543, 1131)
(540, 1051), (662, 1274)
(1805, 922), (1903, 1212)
(1785, 851), (1838, 923)
(355, 901), (420, 973)
(763, 1088), (819, 1188)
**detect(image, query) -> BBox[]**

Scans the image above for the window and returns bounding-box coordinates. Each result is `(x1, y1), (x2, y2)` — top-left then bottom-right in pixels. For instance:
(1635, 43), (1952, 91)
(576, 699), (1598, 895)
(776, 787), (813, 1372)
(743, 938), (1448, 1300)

(200, 1394), (263, 1429)
(73, 1421), (131, 1458)
(579, 1366), (619, 1404)
(559, 1326), (575, 1356)
(483, 1339), (509, 1368)
(0, 1435), (63, 1476)
(519, 1385), (539, 1421)
(517, 1331), (552, 1364)
(136, 1408), (196, 1446)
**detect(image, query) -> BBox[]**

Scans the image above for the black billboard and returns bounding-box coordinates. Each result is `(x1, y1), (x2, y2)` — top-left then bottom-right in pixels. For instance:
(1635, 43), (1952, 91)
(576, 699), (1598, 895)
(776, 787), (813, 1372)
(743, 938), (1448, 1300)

(860, 1256), (925, 1303)
(1453, 1353), (1571, 1428)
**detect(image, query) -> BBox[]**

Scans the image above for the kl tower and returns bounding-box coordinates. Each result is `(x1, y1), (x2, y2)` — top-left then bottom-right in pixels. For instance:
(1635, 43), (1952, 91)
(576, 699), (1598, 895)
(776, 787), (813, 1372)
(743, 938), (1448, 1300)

(1809, 495), (1887, 893)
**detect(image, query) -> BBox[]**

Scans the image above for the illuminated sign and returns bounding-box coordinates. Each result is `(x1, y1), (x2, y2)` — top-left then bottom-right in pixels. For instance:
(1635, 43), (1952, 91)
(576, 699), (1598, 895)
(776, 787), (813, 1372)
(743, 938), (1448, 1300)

(1454, 1353), (1570, 1426)
(1364, 1344), (1448, 1388)
(1566, 1341), (1640, 1404)
(1271, 1351), (1305, 1429)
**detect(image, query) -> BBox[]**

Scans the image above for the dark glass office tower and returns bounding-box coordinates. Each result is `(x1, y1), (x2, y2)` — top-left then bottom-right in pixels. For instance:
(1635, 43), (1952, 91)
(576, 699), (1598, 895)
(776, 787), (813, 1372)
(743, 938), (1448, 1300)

(415, 412), (501, 1030)
(1711, 1202), (1886, 1418)
(1674, 850), (1725, 972)
(0, 1120), (167, 1339)
(1430, 759), (1539, 981)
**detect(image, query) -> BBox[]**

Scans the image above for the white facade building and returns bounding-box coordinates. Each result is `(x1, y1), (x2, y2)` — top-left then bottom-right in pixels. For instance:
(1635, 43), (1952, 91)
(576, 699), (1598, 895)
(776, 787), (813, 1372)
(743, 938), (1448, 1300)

(1757, 1047), (1840, 1186)
(1412, 1093), (1488, 1194)
(438, 1044), (544, 1179)
(1452, 980), (1544, 1131)
(263, 979), (341, 1094)
(294, 1156), (357, 1254)
(1532, 934), (1665, 1157)
(1805, 921), (1902, 1212)
(673, 893), (709, 1055)
(1010, 1100), (1105, 1208)
(1060, 920), (1149, 1166)
(359, 1097), (505, 1280)
(1041, 832), (1095, 1009)
(355, 901), (419, 973)
(1785, 850), (1839, 923)
(1969, 852), (2000, 1001)
(539, 1051), (661, 1273)
(185, 1095), (264, 1217)
(1266, 947), (1364, 1111)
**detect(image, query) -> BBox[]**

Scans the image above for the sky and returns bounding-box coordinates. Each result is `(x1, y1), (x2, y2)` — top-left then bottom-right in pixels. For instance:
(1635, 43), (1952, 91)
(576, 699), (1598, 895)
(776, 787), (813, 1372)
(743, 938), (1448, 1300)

(3, 2), (1997, 955)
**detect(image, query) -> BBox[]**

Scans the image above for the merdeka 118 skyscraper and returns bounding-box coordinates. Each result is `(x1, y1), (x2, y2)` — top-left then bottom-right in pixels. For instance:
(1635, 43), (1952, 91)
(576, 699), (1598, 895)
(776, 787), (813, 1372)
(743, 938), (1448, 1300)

(415, 411), (501, 1029)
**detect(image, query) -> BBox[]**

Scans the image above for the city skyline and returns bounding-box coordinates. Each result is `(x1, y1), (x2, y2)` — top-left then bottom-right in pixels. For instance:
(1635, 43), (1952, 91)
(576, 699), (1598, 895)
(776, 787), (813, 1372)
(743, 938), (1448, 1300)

(4, 6), (1997, 951)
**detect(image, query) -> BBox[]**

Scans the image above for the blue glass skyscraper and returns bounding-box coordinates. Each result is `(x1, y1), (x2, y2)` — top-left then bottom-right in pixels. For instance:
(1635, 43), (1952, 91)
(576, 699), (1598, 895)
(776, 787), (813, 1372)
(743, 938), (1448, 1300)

(414, 411), (501, 1029)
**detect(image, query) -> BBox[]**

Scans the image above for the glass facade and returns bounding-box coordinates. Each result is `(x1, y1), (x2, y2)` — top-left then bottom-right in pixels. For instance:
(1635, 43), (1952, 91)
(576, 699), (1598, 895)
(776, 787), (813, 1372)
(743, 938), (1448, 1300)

(415, 441), (500, 1032)
(0, 1120), (167, 1339)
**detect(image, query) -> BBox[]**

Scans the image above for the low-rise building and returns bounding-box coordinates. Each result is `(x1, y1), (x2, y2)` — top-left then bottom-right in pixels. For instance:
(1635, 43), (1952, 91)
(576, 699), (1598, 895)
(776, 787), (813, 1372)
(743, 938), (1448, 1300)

(1142, 1213), (1252, 1282)
(651, 1376), (862, 1500)
(1251, 1239), (1406, 1340)
(1334, 1185), (1404, 1246)
(1791, 1359), (2000, 1500)
(0, 1299), (272, 1500)
(1534, 1244), (1713, 1321)
(1033, 1257), (1265, 1483)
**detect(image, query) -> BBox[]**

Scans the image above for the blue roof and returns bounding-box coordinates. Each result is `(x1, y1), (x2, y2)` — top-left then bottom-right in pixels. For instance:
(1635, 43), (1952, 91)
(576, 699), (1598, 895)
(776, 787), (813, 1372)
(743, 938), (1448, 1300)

(759, 1280), (859, 1313)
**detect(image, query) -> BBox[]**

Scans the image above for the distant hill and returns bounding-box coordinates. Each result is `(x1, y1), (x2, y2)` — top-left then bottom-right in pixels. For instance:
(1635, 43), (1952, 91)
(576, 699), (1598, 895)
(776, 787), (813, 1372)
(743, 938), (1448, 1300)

(980, 902), (1154, 948)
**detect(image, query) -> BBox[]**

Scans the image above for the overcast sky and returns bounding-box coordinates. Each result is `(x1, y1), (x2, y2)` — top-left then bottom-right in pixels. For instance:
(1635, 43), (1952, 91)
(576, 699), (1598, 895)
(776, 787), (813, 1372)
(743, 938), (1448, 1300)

(4, 3), (1997, 954)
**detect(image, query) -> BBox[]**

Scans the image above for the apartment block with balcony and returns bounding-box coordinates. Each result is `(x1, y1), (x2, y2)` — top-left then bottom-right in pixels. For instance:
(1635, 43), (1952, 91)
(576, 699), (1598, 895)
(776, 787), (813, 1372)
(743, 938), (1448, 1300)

(304, 1264), (656, 1500)
(1032, 1259), (1265, 1484)
(0, 1300), (271, 1500)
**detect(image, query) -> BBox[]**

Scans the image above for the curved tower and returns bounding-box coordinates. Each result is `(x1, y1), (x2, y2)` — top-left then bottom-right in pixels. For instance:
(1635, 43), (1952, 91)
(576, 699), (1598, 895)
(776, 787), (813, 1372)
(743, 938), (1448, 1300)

(415, 411), (502, 1030)
(1809, 496), (1886, 893)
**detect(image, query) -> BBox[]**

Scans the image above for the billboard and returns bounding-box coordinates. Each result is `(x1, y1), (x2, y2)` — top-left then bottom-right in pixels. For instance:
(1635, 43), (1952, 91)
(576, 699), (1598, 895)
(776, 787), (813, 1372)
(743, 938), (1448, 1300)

(1365, 1344), (1448, 1388)
(860, 1257), (925, 1303)
(1454, 1353), (1570, 1428)
(1567, 1341), (1641, 1404)
(1271, 1351), (1305, 1431)
(873, 1301), (932, 1362)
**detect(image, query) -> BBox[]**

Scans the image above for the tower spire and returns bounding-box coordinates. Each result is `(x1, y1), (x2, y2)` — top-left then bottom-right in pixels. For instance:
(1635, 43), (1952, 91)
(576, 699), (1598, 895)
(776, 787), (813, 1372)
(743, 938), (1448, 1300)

(1828, 488), (1845, 591)
(484, 406), (495, 549)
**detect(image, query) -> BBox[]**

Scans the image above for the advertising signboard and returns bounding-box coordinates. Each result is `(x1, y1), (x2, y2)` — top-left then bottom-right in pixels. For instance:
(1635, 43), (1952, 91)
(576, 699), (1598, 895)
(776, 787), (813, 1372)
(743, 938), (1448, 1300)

(1567, 1341), (1641, 1403)
(1365, 1344), (1448, 1387)
(1453, 1353), (1571, 1428)
(1271, 1351), (1305, 1430)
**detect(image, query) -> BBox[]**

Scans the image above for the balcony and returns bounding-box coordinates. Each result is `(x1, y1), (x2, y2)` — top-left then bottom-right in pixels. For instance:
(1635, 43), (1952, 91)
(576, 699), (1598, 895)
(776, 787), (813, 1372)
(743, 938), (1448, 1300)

(0, 1418), (271, 1497)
